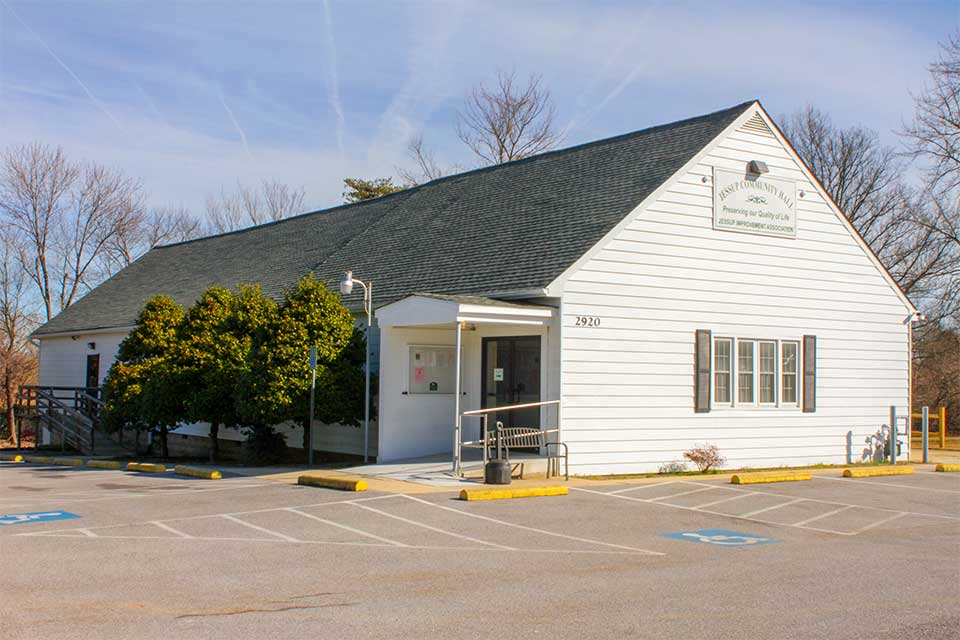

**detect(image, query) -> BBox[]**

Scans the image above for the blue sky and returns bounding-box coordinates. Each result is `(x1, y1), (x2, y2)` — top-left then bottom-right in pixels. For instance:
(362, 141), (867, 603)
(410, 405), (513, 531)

(0, 1), (956, 213)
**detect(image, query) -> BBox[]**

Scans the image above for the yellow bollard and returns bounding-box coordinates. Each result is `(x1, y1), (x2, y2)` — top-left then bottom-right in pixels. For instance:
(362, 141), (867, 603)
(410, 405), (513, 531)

(940, 406), (947, 450)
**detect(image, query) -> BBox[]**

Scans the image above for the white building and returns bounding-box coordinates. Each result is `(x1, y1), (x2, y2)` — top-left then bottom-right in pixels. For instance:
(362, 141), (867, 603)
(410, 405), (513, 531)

(33, 101), (917, 474)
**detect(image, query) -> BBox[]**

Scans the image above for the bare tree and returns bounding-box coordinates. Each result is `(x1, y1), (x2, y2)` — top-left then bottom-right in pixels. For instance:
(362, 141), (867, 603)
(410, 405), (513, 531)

(205, 180), (307, 233)
(897, 33), (960, 326)
(0, 236), (39, 439)
(104, 205), (203, 271)
(0, 143), (144, 321)
(781, 108), (953, 307)
(456, 69), (560, 165)
(399, 69), (561, 185)
(902, 31), (960, 192)
(397, 135), (450, 185)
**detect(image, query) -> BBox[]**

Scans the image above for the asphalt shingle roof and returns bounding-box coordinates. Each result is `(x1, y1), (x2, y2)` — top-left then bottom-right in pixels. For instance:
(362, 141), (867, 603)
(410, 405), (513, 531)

(35, 101), (754, 336)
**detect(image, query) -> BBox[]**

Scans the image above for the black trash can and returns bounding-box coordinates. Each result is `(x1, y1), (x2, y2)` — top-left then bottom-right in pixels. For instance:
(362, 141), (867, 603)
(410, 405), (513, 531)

(484, 458), (511, 485)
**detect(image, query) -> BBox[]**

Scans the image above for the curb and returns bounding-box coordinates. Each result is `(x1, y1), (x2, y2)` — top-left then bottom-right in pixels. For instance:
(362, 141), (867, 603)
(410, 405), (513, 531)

(51, 458), (85, 467)
(175, 465), (222, 480)
(843, 466), (914, 478)
(459, 485), (568, 501)
(298, 475), (368, 491)
(731, 471), (812, 485)
(0, 453), (23, 462)
(23, 455), (54, 464)
(127, 462), (167, 474)
(935, 463), (960, 472)
(86, 460), (124, 470)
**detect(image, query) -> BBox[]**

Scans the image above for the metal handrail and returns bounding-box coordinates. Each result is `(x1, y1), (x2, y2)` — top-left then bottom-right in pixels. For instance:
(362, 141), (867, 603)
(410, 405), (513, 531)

(16, 386), (99, 453)
(462, 400), (560, 416)
(454, 399), (561, 476)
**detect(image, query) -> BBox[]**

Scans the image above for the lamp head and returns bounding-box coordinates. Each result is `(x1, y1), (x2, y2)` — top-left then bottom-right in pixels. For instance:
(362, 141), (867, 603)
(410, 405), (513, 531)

(339, 270), (354, 295)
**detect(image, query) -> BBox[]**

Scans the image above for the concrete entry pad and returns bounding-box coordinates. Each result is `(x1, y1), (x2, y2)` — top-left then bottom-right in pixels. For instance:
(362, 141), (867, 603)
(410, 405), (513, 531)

(2, 462), (959, 639)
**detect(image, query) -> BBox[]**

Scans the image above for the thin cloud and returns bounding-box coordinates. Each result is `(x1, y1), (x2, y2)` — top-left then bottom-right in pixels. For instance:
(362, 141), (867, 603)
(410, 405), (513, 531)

(321, 0), (346, 155)
(1, 0), (127, 135)
(216, 84), (253, 160)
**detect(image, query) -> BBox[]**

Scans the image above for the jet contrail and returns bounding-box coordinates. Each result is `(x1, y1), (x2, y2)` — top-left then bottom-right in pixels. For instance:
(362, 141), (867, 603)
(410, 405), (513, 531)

(322, 0), (346, 155)
(217, 85), (253, 160)
(1, 0), (127, 134)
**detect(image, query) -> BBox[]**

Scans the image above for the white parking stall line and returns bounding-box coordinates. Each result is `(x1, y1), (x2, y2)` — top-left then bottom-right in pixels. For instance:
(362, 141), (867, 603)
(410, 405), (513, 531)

(739, 498), (806, 518)
(855, 511), (909, 533)
(792, 505), (854, 527)
(220, 514), (300, 542)
(571, 487), (856, 536)
(284, 507), (407, 547)
(150, 521), (194, 539)
(349, 502), (516, 550)
(76, 528), (98, 538)
(400, 494), (665, 555)
(694, 492), (755, 509)
(649, 486), (718, 501)
(681, 481), (960, 522)
(813, 475), (960, 494)
(610, 482), (678, 495)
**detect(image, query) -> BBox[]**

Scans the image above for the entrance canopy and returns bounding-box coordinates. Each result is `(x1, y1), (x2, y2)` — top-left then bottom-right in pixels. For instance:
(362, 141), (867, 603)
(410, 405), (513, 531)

(376, 293), (554, 329)
(374, 294), (557, 468)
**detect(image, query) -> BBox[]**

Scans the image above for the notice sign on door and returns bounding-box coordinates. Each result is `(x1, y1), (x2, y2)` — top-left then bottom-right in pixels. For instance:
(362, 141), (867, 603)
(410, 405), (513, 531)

(493, 368), (504, 382)
(714, 168), (796, 238)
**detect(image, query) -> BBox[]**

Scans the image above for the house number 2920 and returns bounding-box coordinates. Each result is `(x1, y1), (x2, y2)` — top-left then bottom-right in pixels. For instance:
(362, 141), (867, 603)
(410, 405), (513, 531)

(575, 316), (601, 327)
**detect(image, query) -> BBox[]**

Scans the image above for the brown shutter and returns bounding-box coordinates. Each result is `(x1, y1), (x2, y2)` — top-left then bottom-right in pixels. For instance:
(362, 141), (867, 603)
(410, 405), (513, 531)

(803, 335), (816, 413)
(695, 329), (712, 413)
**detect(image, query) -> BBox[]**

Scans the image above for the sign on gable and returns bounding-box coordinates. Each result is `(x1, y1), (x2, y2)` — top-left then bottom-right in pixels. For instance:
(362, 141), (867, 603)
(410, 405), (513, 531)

(714, 168), (797, 238)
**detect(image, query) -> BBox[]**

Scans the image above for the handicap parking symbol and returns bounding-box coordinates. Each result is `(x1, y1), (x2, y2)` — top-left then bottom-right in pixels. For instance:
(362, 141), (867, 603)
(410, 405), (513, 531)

(0, 511), (80, 526)
(659, 528), (777, 547)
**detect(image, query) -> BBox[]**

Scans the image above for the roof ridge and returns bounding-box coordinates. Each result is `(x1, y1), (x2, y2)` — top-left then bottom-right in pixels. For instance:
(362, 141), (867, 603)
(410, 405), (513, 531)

(153, 100), (757, 251)
(406, 100), (757, 188)
(153, 192), (407, 250)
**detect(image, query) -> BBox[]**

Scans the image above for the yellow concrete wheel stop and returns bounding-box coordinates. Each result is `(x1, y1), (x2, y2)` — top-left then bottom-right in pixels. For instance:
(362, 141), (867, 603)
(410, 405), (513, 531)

(730, 471), (812, 484)
(51, 458), (84, 466)
(298, 475), (368, 491)
(459, 485), (568, 501)
(843, 466), (914, 478)
(86, 460), (124, 470)
(0, 453), (24, 462)
(935, 463), (960, 472)
(127, 462), (167, 473)
(175, 465), (222, 479)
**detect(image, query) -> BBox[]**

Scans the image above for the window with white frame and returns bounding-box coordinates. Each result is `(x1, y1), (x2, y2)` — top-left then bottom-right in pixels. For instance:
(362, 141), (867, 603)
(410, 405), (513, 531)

(713, 338), (732, 404)
(758, 341), (776, 404)
(712, 337), (800, 408)
(737, 340), (754, 403)
(781, 341), (799, 405)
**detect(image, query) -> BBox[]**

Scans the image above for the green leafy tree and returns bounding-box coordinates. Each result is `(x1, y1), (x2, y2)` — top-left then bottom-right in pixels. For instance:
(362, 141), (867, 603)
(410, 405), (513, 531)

(180, 285), (277, 462)
(102, 296), (186, 457)
(342, 177), (404, 203)
(243, 274), (361, 452)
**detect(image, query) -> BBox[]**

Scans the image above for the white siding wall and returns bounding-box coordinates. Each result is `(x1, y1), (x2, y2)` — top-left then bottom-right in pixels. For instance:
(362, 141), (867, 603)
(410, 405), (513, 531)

(559, 111), (911, 475)
(38, 333), (127, 388)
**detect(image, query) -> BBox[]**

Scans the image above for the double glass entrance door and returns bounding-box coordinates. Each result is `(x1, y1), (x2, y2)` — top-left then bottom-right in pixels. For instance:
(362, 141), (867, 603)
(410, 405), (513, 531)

(481, 336), (541, 432)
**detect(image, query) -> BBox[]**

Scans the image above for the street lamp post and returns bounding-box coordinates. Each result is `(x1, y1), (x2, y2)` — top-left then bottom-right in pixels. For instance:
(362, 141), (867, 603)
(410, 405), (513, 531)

(339, 271), (372, 464)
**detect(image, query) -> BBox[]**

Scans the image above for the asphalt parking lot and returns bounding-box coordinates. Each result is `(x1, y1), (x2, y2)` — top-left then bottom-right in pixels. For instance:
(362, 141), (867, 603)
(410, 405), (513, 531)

(1, 462), (958, 639)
